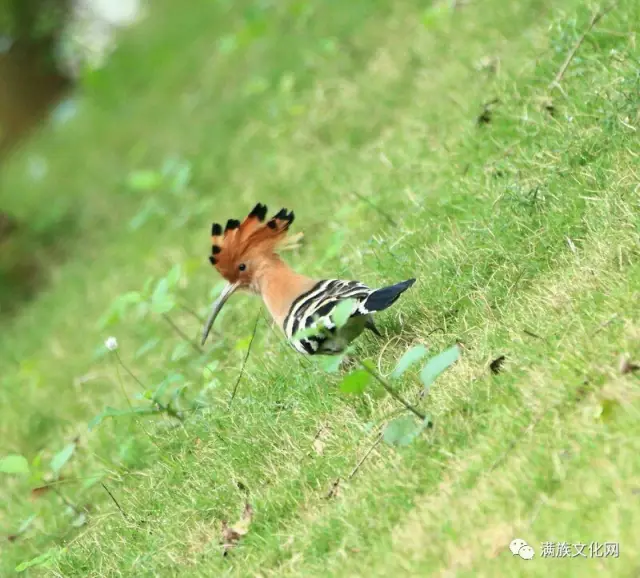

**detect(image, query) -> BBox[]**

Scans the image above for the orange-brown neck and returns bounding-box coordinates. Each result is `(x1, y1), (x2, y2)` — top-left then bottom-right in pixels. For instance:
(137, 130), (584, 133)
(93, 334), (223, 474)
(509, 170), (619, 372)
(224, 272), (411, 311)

(255, 256), (316, 328)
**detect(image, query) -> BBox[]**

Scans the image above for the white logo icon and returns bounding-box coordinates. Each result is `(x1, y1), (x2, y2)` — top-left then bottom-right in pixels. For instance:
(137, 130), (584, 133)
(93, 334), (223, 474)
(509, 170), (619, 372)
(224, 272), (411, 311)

(510, 538), (535, 560)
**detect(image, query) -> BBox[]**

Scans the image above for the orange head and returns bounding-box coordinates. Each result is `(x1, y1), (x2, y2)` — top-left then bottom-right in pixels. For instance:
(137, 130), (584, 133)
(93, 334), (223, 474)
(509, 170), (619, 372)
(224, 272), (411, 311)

(202, 203), (295, 344)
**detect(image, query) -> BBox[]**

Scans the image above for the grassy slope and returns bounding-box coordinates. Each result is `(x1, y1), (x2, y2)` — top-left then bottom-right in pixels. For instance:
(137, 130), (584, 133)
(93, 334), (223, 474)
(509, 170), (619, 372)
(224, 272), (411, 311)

(1, 0), (639, 575)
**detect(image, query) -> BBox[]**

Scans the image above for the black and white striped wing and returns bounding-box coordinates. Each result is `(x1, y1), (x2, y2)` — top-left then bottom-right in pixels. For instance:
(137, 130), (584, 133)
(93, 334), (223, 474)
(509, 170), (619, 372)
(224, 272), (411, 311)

(283, 280), (373, 354)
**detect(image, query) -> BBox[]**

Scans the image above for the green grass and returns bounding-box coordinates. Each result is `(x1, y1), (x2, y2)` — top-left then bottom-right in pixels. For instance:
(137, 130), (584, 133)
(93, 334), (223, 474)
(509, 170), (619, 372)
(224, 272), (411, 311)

(1, 0), (639, 575)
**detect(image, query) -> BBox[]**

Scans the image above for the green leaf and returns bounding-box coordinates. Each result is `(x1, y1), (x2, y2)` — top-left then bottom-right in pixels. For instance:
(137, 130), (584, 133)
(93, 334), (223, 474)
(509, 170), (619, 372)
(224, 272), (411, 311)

(50, 443), (76, 477)
(0, 455), (30, 475)
(165, 263), (183, 287)
(128, 202), (157, 230)
(171, 341), (191, 362)
(391, 345), (428, 378)
(420, 345), (460, 391)
(134, 338), (161, 359)
(421, 2), (453, 30)
(339, 370), (371, 394)
(153, 373), (185, 403)
(319, 353), (345, 373)
(14, 514), (37, 537)
(97, 291), (142, 329)
(218, 34), (238, 54)
(88, 406), (158, 431)
(150, 278), (175, 314)
(81, 474), (104, 490)
(170, 383), (188, 404)
(383, 416), (431, 447)
(331, 299), (356, 328)
(234, 335), (254, 351)
(15, 547), (65, 572)
(202, 360), (219, 378)
(162, 158), (192, 194)
(291, 323), (325, 342)
(126, 169), (162, 191)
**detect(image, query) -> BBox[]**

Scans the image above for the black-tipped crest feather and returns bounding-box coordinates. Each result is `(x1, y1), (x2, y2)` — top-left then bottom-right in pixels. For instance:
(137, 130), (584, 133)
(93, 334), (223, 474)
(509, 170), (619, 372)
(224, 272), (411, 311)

(249, 203), (268, 221)
(225, 219), (241, 232)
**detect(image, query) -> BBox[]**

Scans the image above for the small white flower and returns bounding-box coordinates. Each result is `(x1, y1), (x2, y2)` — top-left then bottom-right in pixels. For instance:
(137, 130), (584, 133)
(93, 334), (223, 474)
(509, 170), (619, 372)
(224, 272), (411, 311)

(105, 336), (118, 351)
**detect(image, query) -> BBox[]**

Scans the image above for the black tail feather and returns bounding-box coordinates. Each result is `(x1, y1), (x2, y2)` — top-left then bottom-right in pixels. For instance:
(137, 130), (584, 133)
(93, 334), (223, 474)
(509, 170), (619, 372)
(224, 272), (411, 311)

(363, 278), (416, 312)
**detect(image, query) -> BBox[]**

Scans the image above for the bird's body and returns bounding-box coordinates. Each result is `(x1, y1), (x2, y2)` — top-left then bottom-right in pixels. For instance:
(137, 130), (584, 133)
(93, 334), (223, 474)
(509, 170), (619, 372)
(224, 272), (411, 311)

(283, 278), (415, 355)
(201, 203), (415, 355)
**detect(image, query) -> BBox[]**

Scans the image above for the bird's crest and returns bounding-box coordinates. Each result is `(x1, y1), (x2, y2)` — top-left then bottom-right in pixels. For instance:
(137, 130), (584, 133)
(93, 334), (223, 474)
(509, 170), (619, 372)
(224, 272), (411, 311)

(209, 203), (299, 282)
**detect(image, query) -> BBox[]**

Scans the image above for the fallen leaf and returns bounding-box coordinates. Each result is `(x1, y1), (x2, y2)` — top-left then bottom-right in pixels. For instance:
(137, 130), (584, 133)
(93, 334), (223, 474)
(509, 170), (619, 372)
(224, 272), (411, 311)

(619, 354), (640, 375)
(489, 355), (506, 374)
(30, 486), (52, 499)
(311, 424), (331, 456)
(313, 439), (325, 456)
(221, 503), (253, 555)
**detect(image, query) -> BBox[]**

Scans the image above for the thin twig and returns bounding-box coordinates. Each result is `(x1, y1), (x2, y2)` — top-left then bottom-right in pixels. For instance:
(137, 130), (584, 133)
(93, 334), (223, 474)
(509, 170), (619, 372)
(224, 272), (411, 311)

(229, 310), (261, 407)
(351, 191), (398, 227)
(112, 353), (160, 441)
(592, 313), (619, 336)
(522, 328), (543, 340)
(51, 487), (81, 514)
(113, 360), (133, 410)
(260, 309), (313, 367)
(489, 413), (545, 472)
(178, 301), (206, 323)
(356, 357), (427, 420)
(101, 482), (128, 519)
(549, 4), (616, 88)
(114, 351), (147, 392)
(162, 313), (203, 354)
(348, 432), (384, 479)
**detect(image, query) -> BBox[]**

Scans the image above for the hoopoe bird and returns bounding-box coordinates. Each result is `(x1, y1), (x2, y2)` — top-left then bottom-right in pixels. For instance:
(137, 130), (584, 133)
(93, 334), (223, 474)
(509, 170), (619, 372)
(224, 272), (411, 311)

(201, 203), (416, 355)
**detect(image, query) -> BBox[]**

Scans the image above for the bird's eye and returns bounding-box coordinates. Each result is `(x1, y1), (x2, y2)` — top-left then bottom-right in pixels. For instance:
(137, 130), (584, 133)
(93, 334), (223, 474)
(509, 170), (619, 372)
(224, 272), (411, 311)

(238, 263), (247, 272)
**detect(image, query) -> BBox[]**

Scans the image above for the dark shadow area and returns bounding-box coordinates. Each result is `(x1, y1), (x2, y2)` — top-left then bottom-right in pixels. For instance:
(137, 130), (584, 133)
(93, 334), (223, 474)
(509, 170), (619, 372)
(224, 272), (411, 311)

(0, 38), (71, 155)
(1, 1), (76, 316)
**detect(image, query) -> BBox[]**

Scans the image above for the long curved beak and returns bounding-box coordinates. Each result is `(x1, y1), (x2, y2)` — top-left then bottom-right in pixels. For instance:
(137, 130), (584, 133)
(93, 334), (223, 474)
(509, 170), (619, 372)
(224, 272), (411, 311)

(201, 282), (240, 345)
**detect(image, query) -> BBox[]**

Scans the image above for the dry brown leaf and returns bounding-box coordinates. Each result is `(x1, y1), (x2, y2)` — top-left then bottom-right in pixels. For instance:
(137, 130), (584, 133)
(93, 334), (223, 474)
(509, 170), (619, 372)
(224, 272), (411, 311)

(30, 486), (51, 500)
(310, 424), (331, 456)
(221, 503), (253, 555)
(619, 354), (640, 375)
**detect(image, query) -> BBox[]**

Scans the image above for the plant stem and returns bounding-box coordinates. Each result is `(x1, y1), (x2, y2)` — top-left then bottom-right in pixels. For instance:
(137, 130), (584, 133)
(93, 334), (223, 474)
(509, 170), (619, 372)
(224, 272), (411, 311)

(229, 310), (261, 407)
(549, 4), (616, 88)
(349, 432), (384, 479)
(178, 301), (205, 323)
(101, 483), (128, 519)
(162, 313), (203, 354)
(114, 351), (147, 392)
(356, 357), (427, 420)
